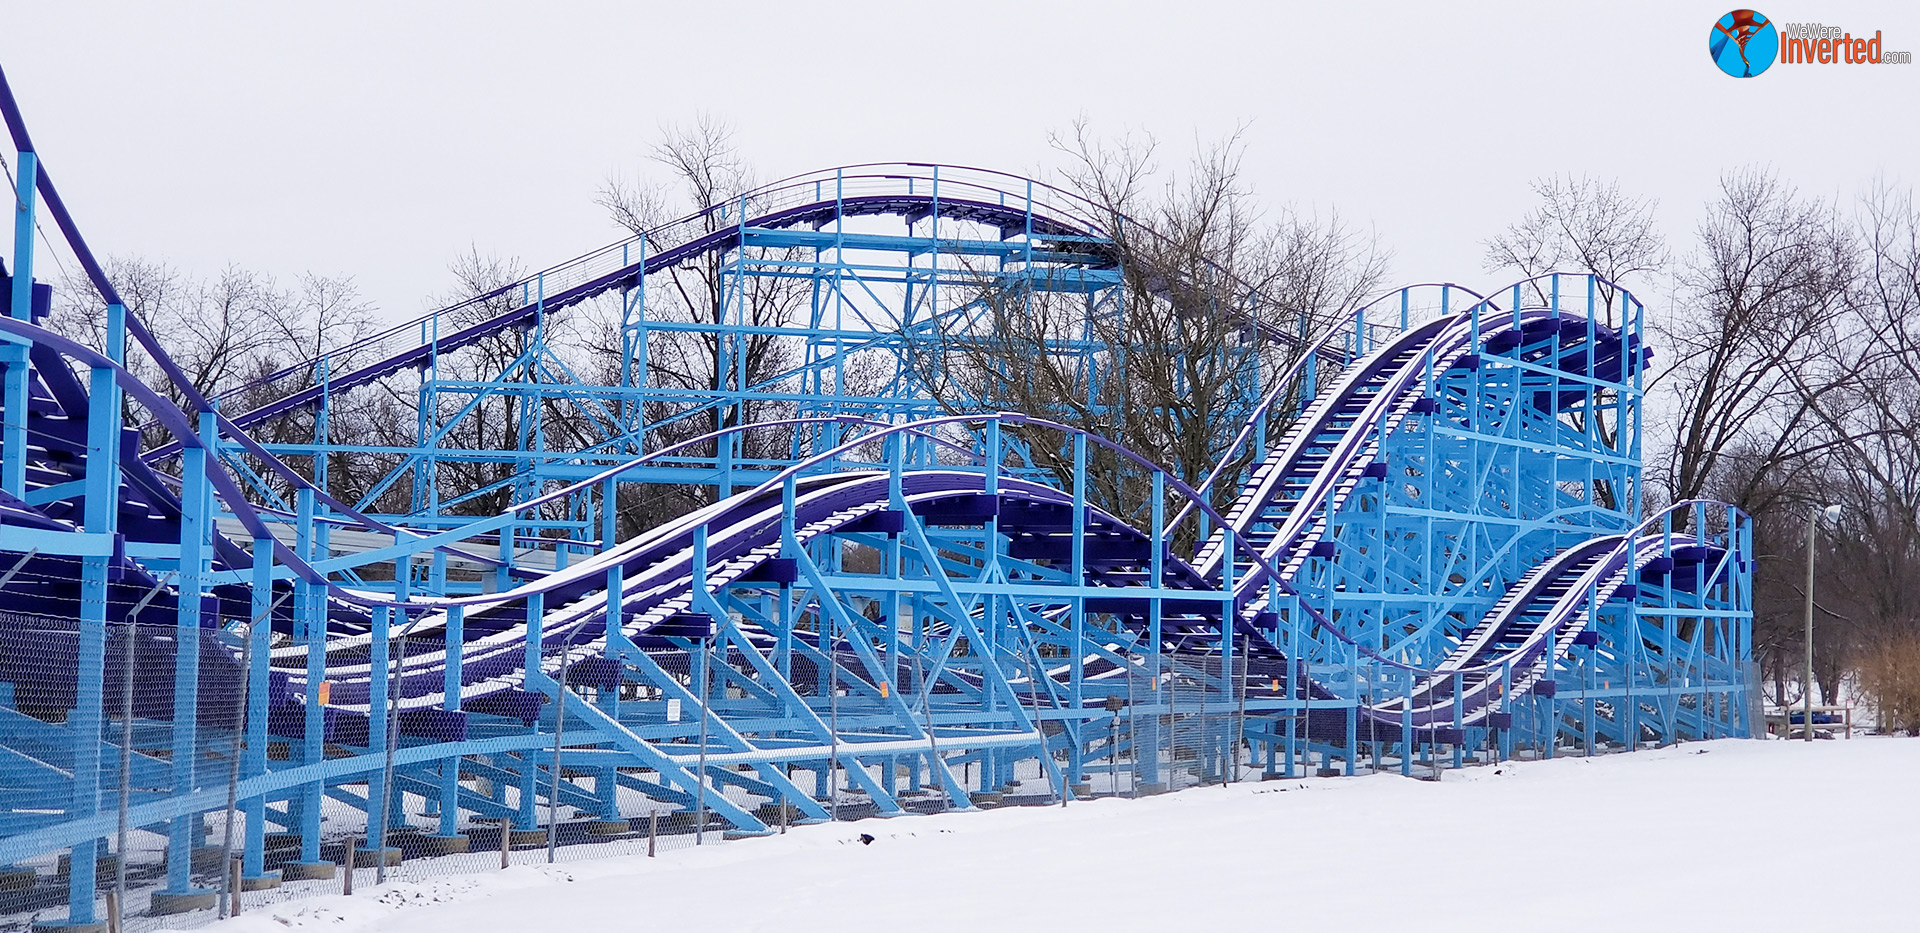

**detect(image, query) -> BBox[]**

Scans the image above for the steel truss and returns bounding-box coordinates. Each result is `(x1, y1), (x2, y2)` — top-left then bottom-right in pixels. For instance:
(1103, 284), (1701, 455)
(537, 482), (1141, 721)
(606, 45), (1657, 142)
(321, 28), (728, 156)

(0, 69), (1752, 929)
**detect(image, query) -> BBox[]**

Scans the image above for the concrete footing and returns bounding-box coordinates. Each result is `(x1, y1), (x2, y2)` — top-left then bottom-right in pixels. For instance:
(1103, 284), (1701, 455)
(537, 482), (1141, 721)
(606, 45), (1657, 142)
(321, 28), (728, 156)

(414, 834), (471, 855)
(280, 861), (335, 881)
(507, 829), (550, 847)
(0, 867), (37, 892)
(30, 922), (107, 933)
(240, 871), (282, 891)
(149, 889), (217, 915)
(353, 847), (402, 868)
(967, 791), (1004, 807)
(753, 803), (802, 824)
(583, 820), (630, 836)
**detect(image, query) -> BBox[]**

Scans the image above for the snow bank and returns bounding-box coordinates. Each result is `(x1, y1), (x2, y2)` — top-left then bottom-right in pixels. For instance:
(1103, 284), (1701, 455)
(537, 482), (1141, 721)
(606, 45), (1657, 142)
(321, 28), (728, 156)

(177, 737), (1920, 933)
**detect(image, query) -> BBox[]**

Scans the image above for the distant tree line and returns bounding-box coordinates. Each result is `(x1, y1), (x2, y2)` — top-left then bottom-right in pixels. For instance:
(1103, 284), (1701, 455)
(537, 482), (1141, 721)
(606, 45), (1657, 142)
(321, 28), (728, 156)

(1484, 170), (1920, 728)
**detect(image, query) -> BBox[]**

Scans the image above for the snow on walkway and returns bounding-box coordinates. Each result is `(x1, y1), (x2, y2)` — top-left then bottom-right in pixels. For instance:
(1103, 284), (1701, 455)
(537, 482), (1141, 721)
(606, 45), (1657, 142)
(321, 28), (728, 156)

(185, 738), (1920, 933)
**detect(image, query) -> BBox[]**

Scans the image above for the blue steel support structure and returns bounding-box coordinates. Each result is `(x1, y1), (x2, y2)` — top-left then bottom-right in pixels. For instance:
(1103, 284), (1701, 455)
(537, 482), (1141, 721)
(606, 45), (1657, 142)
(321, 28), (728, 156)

(0, 68), (1753, 926)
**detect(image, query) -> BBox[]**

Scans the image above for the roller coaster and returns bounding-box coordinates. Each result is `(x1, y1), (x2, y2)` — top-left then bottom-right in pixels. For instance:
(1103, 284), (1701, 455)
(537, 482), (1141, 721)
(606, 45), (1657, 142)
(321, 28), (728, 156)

(0, 66), (1753, 930)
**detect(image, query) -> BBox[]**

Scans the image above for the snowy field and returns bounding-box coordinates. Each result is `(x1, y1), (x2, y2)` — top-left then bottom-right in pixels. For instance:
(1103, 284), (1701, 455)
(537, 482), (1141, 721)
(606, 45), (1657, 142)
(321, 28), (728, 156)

(183, 737), (1920, 933)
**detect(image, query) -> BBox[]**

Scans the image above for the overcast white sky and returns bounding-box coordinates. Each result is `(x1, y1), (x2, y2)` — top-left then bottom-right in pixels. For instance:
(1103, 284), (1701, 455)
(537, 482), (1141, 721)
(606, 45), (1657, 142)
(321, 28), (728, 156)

(4, 1), (1915, 322)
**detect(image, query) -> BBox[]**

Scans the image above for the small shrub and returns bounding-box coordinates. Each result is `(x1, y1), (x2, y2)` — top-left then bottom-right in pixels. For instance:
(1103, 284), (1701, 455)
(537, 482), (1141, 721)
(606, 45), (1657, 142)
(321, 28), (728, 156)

(1856, 636), (1920, 734)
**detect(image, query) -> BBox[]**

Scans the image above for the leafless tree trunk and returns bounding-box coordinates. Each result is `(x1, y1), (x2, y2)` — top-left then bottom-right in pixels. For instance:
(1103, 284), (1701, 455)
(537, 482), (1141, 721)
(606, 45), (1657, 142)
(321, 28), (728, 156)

(1482, 174), (1667, 511)
(50, 258), (390, 506)
(1791, 182), (1920, 707)
(910, 122), (1387, 548)
(1691, 178), (1920, 707)
(1654, 169), (1857, 517)
(1483, 174), (1667, 327)
(595, 116), (809, 535)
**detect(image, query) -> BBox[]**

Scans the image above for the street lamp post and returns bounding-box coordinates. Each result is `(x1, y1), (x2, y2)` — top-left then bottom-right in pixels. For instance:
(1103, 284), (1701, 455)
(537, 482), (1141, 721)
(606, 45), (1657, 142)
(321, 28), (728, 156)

(1803, 503), (1842, 742)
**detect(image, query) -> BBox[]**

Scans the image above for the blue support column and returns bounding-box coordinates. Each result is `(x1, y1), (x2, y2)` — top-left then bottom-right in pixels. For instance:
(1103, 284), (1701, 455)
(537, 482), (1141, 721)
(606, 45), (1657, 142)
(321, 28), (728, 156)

(515, 751), (538, 832)
(1145, 470), (1164, 790)
(62, 357), (121, 923)
(517, 591), (545, 831)
(383, 563), (411, 835)
(497, 520), (515, 594)
(0, 114), (1767, 906)
(367, 605), (391, 846)
(294, 488), (326, 867)
(163, 409), (215, 897)
(437, 604), (465, 837)
(243, 533), (273, 882)
(4, 151), (35, 498)
(1399, 678), (1413, 778)
(1066, 434), (1086, 789)
(0, 341), (24, 498)
(7, 151), (33, 324)
(1450, 671), (1464, 768)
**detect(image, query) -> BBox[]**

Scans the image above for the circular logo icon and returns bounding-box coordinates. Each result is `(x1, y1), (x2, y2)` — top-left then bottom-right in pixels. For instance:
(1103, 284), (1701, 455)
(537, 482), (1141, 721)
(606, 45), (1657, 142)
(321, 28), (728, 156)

(1710, 10), (1778, 77)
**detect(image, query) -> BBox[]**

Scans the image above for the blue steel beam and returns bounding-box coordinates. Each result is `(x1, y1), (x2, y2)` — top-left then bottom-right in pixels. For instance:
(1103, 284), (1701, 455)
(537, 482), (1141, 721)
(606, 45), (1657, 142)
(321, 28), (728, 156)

(0, 62), (1753, 927)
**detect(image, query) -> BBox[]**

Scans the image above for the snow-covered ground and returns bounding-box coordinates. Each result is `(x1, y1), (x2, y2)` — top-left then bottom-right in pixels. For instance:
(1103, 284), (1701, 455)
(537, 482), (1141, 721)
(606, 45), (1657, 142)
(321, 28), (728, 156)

(180, 737), (1920, 933)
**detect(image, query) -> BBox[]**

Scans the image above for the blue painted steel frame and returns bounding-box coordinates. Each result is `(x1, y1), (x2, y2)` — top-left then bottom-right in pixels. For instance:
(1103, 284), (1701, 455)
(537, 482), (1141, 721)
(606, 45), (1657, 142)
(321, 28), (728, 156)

(0, 67), (1753, 926)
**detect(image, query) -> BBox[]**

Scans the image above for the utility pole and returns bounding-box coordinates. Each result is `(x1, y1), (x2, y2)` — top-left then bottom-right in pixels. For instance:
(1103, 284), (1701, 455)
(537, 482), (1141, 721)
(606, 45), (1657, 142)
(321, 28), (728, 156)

(1804, 504), (1840, 742)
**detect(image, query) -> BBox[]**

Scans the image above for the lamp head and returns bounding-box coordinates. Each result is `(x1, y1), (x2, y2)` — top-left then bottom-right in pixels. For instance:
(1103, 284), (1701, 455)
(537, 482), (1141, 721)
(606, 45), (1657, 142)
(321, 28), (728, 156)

(1822, 504), (1843, 523)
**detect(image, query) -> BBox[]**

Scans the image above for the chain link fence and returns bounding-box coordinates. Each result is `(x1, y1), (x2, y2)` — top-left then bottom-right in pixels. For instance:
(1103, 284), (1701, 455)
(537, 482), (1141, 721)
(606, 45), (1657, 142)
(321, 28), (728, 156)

(1, 610), (1275, 933)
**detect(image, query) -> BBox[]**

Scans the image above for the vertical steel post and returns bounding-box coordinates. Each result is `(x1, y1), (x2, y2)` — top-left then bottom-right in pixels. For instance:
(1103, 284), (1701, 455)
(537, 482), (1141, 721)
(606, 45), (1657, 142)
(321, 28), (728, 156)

(65, 347), (123, 922)
(548, 638), (569, 862)
(294, 487), (325, 866)
(1803, 505), (1818, 741)
(3, 150), (36, 497)
(1067, 433), (1087, 792)
(517, 592), (544, 831)
(364, 603), (391, 878)
(693, 526), (712, 840)
(243, 539), (272, 883)
(111, 576), (169, 916)
(164, 408), (216, 897)
(216, 624), (251, 918)
(378, 622), (408, 882)
(9, 154), (33, 319)
(439, 604), (465, 836)
(1148, 470), (1164, 790)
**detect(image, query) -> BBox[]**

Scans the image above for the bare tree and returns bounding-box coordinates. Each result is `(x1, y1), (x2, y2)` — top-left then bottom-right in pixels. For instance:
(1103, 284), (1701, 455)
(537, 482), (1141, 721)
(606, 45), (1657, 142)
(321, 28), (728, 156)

(1682, 177), (1920, 707)
(1488, 171), (1908, 703)
(1796, 181), (1920, 709)
(1653, 168), (1857, 515)
(594, 116), (809, 532)
(911, 122), (1388, 547)
(51, 259), (381, 452)
(1483, 173), (1667, 324)
(1482, 174), (1668, 511)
